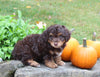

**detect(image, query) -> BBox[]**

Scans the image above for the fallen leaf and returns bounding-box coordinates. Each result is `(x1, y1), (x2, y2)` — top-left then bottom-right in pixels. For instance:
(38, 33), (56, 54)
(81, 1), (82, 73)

(13, 7), (17, 9)
(37, 3), (41, 7)
(49, 3), (52, 5)
(68, 0), (72, 2)
(36, 21), (40, 24)
(31, 26), (35, 29)
(60, 4), (62, 6)
(26, 6), (31, 8)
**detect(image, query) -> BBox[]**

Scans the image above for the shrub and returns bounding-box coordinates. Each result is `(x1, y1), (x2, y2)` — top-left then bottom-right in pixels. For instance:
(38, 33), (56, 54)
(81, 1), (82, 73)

(0, 10), (46, 60)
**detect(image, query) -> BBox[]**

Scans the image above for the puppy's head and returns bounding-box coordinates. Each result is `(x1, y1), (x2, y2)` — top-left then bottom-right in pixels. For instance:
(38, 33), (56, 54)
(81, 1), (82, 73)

(46, 24), (71, 48)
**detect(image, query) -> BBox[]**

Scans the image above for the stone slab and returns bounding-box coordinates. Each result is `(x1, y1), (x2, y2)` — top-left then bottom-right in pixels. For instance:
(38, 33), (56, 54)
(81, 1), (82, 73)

(15, 60), (100, 77)
(0, 60), (24, 77)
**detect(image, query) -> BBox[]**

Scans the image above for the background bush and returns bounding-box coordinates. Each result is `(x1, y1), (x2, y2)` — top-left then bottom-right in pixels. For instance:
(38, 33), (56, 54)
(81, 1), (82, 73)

(0, 10), (46, 60)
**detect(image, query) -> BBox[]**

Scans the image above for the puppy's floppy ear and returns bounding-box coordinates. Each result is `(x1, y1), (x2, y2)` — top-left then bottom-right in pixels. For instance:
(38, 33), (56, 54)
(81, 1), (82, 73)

(40, 29), (49, 43)
(38, 29), (49, 48)
(62, 25), (65, 28)
(62, 25), (71, 42)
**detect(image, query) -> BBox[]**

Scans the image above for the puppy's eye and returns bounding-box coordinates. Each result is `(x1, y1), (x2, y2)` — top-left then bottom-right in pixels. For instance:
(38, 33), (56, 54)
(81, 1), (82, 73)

(49, 35), (53, 40)
(49, 35), (53, 37)
(58, 35), (63, 38)
(58, 35), (65, 41)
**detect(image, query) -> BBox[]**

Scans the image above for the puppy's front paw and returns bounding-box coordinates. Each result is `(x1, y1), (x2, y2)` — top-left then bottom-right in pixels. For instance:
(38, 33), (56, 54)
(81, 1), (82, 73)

(45, 61), (58, 68)
(57, 61), (65, 66)
(28, 60), (40, 67)
(30, 62), (40, 67)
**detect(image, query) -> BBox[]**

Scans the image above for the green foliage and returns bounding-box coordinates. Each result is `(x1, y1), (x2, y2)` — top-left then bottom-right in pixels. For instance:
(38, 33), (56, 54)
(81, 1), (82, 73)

(0, 10), (46, 60)
(1, 0), (100, 44)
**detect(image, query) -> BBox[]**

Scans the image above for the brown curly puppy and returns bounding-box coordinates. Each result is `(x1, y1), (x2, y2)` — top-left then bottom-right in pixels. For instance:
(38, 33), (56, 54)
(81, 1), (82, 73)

(12, 24), (71, 68)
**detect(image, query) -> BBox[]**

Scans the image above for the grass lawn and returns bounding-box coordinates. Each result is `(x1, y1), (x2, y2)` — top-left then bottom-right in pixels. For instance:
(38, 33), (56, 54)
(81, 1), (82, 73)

(0, 0), (100, 44)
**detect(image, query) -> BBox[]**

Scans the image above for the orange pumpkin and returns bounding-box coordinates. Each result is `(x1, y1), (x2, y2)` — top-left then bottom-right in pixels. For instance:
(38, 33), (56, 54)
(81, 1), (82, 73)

(71, 38), (97, 69)
(87, 32), (100, 58)
(61, 37), (79, 61)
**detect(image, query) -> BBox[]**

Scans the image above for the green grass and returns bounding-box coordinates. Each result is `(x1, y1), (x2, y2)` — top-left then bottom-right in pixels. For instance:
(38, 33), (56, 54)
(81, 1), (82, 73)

(0, 0), (100, 44)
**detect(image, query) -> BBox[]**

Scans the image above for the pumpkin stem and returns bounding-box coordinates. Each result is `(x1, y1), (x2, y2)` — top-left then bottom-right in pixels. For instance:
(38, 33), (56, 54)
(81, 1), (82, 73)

(92, 32), (96, 41)
(83, 38), (87, 47)
(70, 28), (75, 34)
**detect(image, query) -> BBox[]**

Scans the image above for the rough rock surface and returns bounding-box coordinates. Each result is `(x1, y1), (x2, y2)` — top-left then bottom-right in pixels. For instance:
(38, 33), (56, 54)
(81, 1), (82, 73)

(0, 60), (24, 77)
(15, 60), (100, 77)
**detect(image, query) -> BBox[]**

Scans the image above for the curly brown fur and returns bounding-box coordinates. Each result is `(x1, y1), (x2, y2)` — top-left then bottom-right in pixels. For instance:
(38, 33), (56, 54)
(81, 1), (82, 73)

(12, 24), (71, 68)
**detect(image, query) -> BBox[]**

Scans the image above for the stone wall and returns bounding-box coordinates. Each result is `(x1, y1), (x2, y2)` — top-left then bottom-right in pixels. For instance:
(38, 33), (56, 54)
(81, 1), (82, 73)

(0, 60), (23, 77)
(0, 60), (100, 77)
